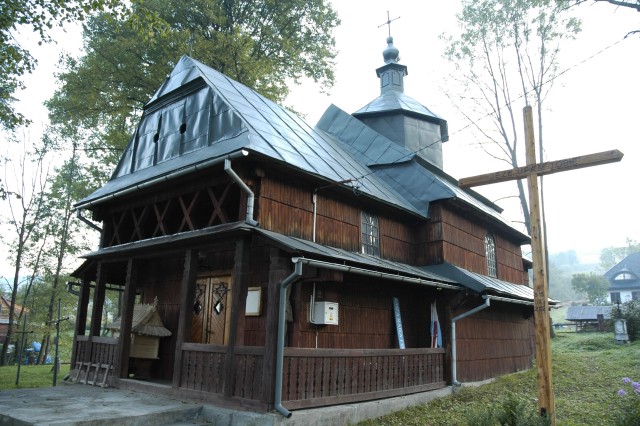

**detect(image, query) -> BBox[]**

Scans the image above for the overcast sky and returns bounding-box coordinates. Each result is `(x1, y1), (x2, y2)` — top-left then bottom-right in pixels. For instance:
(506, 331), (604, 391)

(4, 1), (640, 280)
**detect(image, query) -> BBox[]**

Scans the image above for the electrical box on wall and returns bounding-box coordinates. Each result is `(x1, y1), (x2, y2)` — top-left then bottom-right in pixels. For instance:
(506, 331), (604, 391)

(312, 301), (339, 325)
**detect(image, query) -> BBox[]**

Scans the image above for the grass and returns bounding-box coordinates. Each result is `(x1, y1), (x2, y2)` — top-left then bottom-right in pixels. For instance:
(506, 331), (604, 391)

(359, 332), (640, 425)
(0, 363), (70, 389)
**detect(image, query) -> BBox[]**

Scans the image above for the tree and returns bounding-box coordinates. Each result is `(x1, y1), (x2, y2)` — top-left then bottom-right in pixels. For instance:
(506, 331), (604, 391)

(46, 0), (339, 168)
(571, 272), (609, 305)
(0, 136), (51, 365)
(0, 0), (124, 130)
(442, 0), (581, 235)
(600, 239), (640, 271)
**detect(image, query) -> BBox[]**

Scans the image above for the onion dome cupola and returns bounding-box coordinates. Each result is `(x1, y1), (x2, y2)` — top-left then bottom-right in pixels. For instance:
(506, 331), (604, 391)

(353, 36), (449, 169)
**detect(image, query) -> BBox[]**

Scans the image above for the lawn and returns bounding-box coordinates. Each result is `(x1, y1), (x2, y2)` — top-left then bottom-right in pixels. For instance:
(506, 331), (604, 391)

(0, 363), (70, 389)
(359, 332), (640, 425)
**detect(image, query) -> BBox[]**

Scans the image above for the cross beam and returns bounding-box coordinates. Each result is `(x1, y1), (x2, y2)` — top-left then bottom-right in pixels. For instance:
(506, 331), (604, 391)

(459, 106), (623, 425)
(458, 149), (623, 188)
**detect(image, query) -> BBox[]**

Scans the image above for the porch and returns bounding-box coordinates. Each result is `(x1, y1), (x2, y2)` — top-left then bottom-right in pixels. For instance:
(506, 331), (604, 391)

(72, 336), (445, 411)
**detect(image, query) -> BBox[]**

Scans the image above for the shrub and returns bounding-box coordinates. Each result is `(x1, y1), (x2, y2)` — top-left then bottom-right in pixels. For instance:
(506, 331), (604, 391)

(614, 377), (640, 426)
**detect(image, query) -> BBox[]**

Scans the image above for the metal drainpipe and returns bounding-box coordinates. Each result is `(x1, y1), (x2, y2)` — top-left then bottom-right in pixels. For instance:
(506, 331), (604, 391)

(274, 260), (303, 418)
(76, 209), (102, 232)
(451, 296), (490, 386)
(224, 158), (258, 226)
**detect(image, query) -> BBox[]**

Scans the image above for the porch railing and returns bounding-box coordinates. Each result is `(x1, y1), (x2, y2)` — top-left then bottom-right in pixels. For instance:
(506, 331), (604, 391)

(73, 336), (117, 367)
(281, 347), (445, 409)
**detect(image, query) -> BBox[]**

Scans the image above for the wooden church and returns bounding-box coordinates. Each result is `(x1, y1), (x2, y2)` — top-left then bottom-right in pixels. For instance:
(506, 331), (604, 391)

(70, 36), (541, 415)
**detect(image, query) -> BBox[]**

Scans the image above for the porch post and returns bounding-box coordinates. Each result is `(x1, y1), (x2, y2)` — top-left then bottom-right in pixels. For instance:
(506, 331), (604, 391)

(223, 236), (251, 396)
(89, 262), (106, 337)
(114, 259), (138, 380)
(261, 249), (290, 405)
(71, 275), (92, 365)
(172, 249), (199, 388)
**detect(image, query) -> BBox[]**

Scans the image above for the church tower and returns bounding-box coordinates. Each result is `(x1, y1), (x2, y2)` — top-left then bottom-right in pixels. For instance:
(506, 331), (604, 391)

(353, 36), (449, 169)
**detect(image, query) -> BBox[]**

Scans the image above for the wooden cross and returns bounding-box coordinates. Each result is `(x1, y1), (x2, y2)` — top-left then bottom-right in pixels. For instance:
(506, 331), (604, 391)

(458, 106), (623, 425)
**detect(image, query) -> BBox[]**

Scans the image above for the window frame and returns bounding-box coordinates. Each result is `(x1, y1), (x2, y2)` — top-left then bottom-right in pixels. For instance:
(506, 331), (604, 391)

(361, 211), (381, 257)
(485, 233), (497, 278)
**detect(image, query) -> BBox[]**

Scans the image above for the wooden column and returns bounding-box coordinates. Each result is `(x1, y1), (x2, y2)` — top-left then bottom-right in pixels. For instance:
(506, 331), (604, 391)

(89, 262), (106, 338)
(115, 259), (138, 380)
(524, 106), (555, 423)
(172, 249), (199, 388)
(261, 249), (290, 406)
(223, 236), (251, 396)
(70, 275), (92, 367)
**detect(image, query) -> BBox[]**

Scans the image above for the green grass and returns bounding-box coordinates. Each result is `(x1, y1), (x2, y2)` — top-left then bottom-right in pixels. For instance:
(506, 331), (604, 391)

(360, 332), (640, 425)
(0, 364), (70, 389)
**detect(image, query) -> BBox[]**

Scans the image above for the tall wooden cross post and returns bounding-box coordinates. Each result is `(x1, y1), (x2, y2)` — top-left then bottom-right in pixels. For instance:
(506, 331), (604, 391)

(459, 106), (623, 425)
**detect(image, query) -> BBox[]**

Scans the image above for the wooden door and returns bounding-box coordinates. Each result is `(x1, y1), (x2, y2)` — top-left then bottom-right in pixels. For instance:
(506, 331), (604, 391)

(191, 275), (232, 345)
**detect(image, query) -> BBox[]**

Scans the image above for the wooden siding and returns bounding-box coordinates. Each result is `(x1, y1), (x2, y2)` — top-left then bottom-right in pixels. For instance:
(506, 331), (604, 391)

(292, 276), (436, 350)
(418, 203), (527, 284)
(258, 173), (415, 263)
(454, 304), (535, 382)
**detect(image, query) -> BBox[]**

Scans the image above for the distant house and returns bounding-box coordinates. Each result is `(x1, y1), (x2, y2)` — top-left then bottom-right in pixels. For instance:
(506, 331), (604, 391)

(0, 296), (26, 344)
(565, 305), (612, 332)
(604, 253), (640, 304)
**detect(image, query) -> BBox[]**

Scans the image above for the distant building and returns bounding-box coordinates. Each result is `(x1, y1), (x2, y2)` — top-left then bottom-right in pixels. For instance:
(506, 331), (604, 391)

(0, 296), (26, 344)
(604, 252), (640, 303)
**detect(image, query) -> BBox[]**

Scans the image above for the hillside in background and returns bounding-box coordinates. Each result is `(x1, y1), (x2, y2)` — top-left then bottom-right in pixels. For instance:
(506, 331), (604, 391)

(548, 250), (601, 304)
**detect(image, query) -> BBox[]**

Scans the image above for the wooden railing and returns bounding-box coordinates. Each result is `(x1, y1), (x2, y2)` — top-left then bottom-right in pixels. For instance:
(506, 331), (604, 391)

(281, 347), (446, 409)
(73, 336), (117, 367)
(179, 344), (265, 400)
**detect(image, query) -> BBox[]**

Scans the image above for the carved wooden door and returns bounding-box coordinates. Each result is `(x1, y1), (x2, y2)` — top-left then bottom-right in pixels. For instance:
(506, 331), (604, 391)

(191, 276), (232, 345)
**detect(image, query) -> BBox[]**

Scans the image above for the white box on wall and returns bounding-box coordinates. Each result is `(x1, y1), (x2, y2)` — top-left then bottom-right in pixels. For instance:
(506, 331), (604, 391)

(312, 301), (339, 325)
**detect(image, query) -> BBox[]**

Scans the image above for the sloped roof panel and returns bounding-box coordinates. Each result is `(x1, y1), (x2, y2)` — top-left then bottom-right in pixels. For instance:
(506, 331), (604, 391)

(76, 56), (420, 215)
(565, 305), (612, 321)
(354, 91), (444, 123)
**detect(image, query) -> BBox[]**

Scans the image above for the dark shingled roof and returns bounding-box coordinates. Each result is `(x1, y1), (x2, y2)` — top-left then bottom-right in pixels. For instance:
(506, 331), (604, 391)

(604, 252), (640, 291)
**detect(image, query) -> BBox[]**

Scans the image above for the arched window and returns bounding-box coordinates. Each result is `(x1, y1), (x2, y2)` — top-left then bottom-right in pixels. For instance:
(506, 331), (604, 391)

(614, 272), (634, 281)
(485, 233), (497, 278)
(361, 211), (380, 257)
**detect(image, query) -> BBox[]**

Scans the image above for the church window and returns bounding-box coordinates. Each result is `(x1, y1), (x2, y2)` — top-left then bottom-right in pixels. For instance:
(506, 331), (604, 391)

(485, 233), (497, 278)
(361, 212), (380, 257)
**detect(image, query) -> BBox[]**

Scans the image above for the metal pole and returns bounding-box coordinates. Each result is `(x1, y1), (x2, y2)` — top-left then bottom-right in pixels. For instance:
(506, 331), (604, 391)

(15, 313), (27, 386)
(53, 298), (61, 386)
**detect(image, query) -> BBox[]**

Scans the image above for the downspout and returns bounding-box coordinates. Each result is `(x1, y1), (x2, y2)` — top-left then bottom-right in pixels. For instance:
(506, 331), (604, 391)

(312, 191), (317, 242)
(224, 158), (258, 226)
(274, 260), (303, 418)
(76, 209), (102, 232)
(451, 296), (490, 386)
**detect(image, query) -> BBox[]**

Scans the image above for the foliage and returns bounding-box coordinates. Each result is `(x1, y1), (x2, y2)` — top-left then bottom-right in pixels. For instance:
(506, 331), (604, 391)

(613, 377), (640, 426)
(0, 0), (123, 130)
(600, 239), (640, 271)
(442, 0), (581, 235)
(359, 333), (640, 425)
(466, 392), (550, 425)
(614, 300), (640, 342)
(46, 0), (339, 169)
(571, 272), (609, 305)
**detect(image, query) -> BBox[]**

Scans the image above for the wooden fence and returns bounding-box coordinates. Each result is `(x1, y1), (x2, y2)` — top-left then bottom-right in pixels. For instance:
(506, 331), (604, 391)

(281, 347), (445, 409)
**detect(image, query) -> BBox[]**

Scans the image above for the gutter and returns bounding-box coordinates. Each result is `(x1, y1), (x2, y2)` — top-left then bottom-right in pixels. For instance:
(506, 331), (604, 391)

(224, 158), (258, 226)
(451, 297), (491, 386)
(76, 209), (102, 232)
(73, 149), (249, 210)
(273, 256), (461, 417)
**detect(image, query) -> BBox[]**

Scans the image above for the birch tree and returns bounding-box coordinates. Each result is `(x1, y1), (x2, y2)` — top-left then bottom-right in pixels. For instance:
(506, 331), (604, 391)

(443, 0), (581, 234)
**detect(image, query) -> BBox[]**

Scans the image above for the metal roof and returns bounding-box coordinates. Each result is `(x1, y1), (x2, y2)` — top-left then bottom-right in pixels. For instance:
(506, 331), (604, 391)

(565, 305), (612, 321)
(604, 252), (640, 290)
(317, 105), (529, 242)
(423, 262), (545, 303)
(75, 56), (420, 216)
(354, 91), (445, 123)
